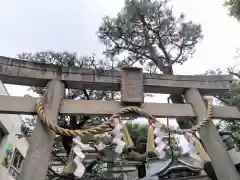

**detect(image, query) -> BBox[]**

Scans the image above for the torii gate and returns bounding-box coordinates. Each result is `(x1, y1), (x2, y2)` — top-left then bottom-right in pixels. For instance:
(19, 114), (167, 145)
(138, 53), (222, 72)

(0, 56), (240, 180)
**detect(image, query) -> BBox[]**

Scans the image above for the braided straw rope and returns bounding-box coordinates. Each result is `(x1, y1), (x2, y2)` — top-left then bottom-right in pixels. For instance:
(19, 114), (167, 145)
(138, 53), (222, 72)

(192, 97), (213, 132)
(36, 97), (213, 137)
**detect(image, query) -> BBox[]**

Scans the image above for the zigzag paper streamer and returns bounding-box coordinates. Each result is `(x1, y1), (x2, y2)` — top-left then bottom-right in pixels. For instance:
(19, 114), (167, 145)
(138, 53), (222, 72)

(72, 136), (86, 178)
(184, 133), (210, 162)
(154, 122), (166, 158)
(110, 119), (125, 154)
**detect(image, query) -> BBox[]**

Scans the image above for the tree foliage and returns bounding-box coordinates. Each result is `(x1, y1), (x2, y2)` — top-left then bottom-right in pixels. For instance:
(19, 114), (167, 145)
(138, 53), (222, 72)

(98, 0), (202, 73)
(206, 67), (240, 136)
(225, 0), (240, 21)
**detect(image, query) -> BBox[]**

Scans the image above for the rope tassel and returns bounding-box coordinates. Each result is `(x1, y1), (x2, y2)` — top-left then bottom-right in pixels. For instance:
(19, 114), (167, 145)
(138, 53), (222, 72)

(121, 123), (134, 148)
(147, 119), (156, 153)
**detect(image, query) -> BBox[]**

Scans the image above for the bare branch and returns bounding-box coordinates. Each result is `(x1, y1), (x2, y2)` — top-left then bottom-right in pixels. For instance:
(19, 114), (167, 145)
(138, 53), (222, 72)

(228, 68), (240, 79)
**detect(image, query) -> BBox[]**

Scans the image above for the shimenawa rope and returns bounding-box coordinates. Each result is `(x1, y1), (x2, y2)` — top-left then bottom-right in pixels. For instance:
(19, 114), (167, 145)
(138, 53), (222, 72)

(36, 97), (213, 137)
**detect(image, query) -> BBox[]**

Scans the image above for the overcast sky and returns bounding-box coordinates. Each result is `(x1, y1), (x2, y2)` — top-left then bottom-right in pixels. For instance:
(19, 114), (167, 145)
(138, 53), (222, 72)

(1, 0), (240, 150)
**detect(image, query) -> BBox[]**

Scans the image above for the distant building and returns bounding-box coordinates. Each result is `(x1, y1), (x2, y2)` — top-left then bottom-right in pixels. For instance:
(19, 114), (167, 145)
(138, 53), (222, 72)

(0, 81), (29, 180)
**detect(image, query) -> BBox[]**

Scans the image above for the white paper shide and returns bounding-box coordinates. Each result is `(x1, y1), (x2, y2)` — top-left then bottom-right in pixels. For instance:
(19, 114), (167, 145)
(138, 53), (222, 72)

(72, 136), (86, 178)
(110, 119), (125, 154)
(154, 122), (166, 158)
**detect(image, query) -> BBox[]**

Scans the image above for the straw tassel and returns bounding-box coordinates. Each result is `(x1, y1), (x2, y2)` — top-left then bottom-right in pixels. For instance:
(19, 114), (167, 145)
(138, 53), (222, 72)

(121, 123), (134, 149)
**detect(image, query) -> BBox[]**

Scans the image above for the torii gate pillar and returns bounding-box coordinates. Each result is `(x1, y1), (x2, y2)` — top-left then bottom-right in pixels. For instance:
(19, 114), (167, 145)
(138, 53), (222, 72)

(184, 88), (239, 180)
(18, 79), (65, 180)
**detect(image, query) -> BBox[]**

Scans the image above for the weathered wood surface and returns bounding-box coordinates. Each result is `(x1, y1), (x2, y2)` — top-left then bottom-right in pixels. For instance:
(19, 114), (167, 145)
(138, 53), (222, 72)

(184, 88), (240, 180)
(1, 95), (240, 120)
(18, 79), (65, 180)
(0, 56), (232, 95)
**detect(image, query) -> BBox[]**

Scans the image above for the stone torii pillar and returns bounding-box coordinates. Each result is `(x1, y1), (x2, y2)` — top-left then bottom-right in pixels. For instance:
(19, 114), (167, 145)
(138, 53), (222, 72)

(184, 88), (239, 180)
(19, 79), (65, 180)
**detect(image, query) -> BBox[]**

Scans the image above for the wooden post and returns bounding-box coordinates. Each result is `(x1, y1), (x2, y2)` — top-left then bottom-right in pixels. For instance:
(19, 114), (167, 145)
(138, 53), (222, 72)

(19, 79), (65, 180)
(184, 88), (239, 180)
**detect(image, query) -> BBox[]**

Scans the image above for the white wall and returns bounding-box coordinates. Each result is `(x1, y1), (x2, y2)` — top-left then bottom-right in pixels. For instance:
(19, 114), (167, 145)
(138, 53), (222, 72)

(0, 81), (29, 180)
